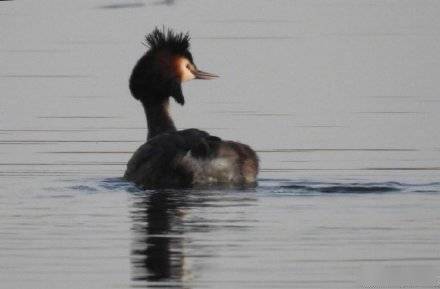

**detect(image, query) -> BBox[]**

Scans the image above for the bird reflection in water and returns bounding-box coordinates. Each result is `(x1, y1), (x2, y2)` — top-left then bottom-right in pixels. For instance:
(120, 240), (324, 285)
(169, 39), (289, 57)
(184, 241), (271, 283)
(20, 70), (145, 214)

(131, 190), (187, 286)
(130, 189), (257, 287)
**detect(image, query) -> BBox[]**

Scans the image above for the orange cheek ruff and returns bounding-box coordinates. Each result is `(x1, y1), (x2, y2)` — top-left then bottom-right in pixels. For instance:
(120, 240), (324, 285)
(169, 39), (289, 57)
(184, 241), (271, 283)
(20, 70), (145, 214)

(156, 55), (194, 82)
(171, 56), (182, 80)
(173, 57), (195, 82)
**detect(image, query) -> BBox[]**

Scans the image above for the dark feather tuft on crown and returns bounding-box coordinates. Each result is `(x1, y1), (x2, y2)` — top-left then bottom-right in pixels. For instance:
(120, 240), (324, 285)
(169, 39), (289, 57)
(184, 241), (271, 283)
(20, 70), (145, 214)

(144, 27), (190, 54)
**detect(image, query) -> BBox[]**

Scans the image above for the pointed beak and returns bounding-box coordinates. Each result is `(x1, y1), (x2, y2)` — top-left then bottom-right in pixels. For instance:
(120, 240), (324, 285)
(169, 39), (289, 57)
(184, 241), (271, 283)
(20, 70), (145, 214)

(192, 68), (219, 80)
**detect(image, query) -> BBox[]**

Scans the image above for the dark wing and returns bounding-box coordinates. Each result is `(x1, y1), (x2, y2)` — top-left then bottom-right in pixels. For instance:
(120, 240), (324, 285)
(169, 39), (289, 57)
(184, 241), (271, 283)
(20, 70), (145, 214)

(124, 129), (221, 188)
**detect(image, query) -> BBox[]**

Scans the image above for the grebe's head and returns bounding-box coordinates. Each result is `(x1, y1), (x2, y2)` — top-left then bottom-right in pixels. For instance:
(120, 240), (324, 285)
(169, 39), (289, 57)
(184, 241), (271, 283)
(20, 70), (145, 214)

(129, 27), (218, 105)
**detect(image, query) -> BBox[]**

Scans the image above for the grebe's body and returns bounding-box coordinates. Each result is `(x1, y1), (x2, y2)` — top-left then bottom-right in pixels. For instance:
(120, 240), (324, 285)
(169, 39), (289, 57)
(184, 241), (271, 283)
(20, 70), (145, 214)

(124, 28), (258, 189)
(125, 128), (258, 188)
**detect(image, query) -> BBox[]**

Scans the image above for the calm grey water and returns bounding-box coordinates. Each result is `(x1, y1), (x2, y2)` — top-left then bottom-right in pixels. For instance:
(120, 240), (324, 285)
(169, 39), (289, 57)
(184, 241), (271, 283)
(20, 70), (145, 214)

(1, 0), (440, 288)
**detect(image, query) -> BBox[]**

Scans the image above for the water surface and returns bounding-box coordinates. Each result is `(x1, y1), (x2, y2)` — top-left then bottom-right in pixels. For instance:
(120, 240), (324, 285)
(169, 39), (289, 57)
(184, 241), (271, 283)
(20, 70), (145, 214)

(1, 0), (440, 288)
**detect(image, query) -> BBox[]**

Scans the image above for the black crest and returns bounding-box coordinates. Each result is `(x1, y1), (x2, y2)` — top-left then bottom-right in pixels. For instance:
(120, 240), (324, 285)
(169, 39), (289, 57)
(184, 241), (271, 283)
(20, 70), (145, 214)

(129, 27), (193, 106)
(144, 27), (190, 55)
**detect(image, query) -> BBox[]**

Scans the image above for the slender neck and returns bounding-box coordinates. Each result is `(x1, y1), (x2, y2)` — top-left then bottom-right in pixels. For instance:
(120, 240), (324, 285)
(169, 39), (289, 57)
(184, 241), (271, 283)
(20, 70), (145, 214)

(142, 98), (176, 140)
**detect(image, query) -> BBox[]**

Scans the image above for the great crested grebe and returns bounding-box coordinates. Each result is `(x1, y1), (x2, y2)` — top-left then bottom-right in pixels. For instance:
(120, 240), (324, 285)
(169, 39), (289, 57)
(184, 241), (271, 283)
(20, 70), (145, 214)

(124, 28), (259, 188)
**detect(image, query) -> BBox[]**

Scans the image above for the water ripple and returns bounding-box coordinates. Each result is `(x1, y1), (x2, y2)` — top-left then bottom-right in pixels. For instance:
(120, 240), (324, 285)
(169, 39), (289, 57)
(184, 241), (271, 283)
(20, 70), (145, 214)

(62, 178), (440, 195)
